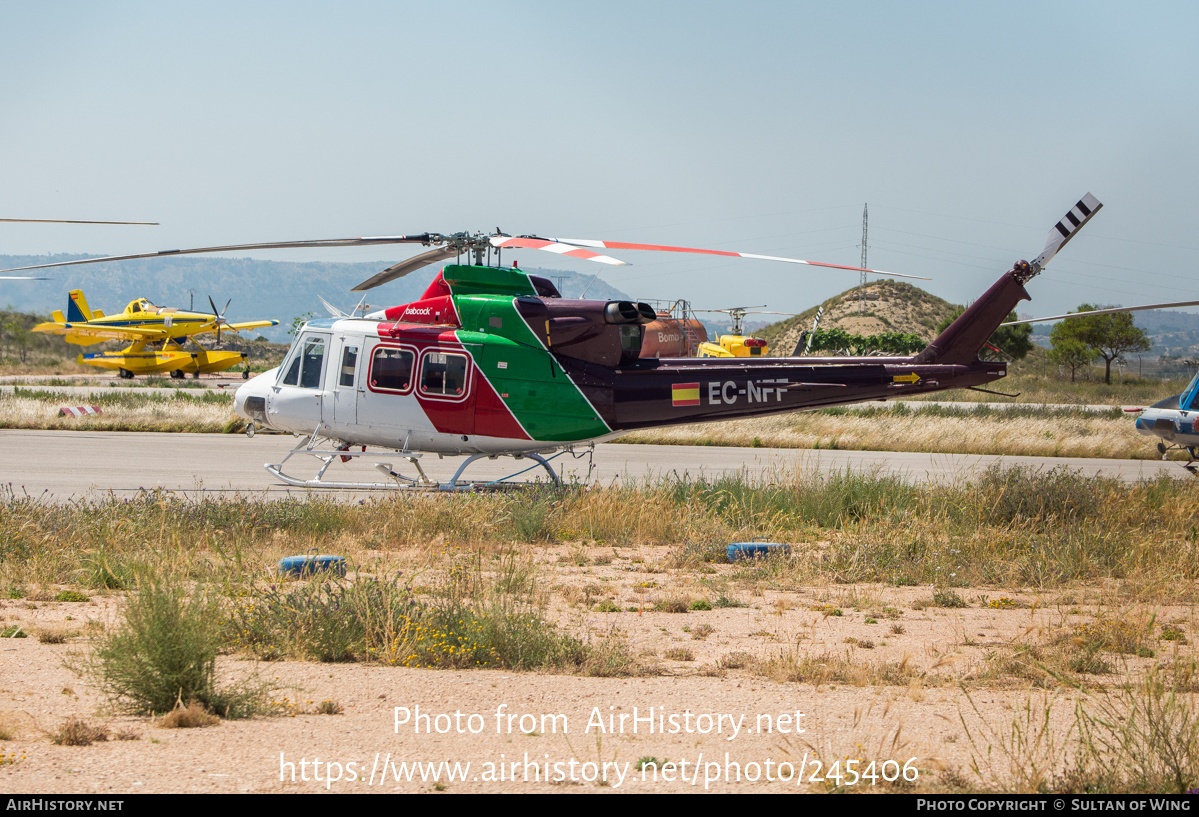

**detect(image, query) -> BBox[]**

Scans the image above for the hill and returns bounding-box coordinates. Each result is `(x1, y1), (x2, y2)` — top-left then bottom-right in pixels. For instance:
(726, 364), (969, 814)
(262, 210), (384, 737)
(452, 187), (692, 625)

(757, 279), (962, 355)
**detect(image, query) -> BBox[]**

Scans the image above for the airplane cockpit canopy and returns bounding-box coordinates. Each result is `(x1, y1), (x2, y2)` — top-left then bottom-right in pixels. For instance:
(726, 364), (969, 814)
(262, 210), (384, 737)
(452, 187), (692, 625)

(127, 299), (159, 314)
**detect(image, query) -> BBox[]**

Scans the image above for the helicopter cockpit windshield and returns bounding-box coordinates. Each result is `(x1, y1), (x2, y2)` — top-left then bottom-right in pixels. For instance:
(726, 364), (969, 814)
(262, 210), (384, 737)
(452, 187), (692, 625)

(1182, 371), (1199, 411)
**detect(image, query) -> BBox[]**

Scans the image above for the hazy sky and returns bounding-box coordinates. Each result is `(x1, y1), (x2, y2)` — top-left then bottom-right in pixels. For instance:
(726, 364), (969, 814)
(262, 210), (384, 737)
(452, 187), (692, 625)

(3, 1), (1197, 317)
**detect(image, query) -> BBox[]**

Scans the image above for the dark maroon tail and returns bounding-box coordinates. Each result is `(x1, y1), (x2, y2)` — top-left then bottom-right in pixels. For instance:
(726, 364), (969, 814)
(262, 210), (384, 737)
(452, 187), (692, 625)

(911, 262), (1033, 365)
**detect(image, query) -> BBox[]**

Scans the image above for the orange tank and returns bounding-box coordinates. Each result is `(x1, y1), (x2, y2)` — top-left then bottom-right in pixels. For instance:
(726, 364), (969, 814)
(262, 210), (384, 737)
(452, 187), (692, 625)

(638, 314), (708, 358)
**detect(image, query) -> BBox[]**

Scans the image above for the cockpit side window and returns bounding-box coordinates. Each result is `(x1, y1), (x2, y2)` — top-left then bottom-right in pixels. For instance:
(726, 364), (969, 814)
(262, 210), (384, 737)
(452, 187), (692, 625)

(279, 334), (328, 389)
(281, 348), (301, 386)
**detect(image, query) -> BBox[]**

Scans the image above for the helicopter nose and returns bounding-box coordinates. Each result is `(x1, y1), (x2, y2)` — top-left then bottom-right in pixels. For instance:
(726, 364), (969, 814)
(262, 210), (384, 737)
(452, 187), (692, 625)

(234, 366), (277, 427)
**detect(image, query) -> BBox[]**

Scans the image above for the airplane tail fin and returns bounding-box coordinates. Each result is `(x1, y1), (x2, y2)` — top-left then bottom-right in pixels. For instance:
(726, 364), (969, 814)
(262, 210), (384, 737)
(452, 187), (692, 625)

(66, 290), (95, 323)
(912, 194), (1101, 366)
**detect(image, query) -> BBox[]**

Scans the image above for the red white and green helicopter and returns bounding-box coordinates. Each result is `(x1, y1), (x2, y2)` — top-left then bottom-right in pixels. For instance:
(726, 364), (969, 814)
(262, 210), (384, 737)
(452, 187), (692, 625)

(1, 195), (1101, 489)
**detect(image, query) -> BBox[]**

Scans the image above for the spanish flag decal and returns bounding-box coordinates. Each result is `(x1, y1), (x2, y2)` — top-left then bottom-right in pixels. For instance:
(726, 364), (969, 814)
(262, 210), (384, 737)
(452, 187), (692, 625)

(672, 382), (701, 406)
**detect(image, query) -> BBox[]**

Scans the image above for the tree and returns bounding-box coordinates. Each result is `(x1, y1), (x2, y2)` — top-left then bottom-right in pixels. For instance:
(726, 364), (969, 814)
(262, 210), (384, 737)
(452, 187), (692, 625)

(1047, 334), (1098, 382)
(1050, 304), (1151, 385)
(934, 309), (1034, 360)
(289, 311), (315, 339)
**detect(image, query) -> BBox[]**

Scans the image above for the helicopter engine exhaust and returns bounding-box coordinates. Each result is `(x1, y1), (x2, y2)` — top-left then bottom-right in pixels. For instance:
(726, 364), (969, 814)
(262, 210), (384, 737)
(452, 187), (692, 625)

(514, 298), (654, 366)
(603, 301), (656, 325)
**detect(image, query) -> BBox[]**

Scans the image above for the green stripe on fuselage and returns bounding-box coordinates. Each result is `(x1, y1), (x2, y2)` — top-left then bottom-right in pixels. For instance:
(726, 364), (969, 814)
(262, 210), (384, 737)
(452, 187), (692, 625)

(447, 267), (609, 442)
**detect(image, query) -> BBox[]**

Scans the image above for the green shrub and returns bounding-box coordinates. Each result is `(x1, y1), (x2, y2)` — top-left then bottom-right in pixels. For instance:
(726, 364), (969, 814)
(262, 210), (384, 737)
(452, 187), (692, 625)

(86, 574), (262, 717)
(231, 573), (630, 674)
(933, 589), (968, 608)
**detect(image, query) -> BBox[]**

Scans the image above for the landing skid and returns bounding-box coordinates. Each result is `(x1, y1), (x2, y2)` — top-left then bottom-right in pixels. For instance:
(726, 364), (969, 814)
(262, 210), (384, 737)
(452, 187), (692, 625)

(264, 427), (593, 491)
(1155, 441), (1199, 475)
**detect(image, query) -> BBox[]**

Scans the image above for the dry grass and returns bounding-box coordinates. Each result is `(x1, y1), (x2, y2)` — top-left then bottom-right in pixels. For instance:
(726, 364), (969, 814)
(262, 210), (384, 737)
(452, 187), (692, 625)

(33, 625), (75, 644)
(960, 665), (1199, 794)
(157, 700), (220, 729)
(758, 648), (921, 686)
(50, 719), (110, 746)
(619, 405), (1148, 459)
(0, 390), (237, 433)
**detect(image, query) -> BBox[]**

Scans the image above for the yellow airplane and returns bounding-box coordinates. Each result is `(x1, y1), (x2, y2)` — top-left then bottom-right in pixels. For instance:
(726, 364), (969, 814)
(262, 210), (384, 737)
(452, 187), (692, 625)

(35, 290), (278, 379)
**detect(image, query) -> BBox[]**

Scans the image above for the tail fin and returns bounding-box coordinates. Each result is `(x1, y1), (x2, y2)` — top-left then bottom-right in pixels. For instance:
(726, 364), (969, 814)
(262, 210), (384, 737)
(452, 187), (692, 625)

(66, 290), (95, 323)
(911, 272), (1030, 365)
(912, 193), (1102, 366)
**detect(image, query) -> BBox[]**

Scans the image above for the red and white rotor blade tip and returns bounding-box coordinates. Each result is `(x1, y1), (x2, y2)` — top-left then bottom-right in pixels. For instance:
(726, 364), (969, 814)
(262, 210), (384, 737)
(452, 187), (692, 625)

(489, 236), (627, 265)
(495, 235), (928, 280)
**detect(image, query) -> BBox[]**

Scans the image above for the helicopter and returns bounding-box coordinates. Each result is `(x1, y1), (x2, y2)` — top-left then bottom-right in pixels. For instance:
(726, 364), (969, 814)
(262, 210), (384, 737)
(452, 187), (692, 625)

(695, 306), (797, 358)
(33, 289), (278, 379)
(0, 195), (1101, 489)
(1126, 370), (1199, 469)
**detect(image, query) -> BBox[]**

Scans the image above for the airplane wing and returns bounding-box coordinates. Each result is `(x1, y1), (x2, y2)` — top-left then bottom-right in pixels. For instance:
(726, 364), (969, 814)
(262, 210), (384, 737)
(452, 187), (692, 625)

(226, 320), (280, 331)
(32, 322), (167, 342)
(187, 319), (280, 338)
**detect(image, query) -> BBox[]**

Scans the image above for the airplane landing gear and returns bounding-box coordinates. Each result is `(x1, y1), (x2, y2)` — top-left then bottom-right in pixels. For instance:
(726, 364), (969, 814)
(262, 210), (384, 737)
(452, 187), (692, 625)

(118, 368), (134, 379)
(170, 369), (185, 379)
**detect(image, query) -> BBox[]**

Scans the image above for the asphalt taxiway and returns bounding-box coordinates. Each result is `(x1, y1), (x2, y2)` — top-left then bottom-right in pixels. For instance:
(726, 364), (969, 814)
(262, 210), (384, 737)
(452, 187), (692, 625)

(0, 428), (1184, 500)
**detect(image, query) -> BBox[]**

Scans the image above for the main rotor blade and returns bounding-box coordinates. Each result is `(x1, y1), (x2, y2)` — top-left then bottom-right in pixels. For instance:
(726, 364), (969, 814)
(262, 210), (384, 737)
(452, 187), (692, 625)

(0, 276), (49, 280)
(0, 218), (158, 225)
(489, 236), (626, 265)
(351, 245), (459, 291)
(1031, 193), (1102, 271)
(494, 235), (929, 280)
(0, 234), (434, 274)
(1002, 300), (1199, 326)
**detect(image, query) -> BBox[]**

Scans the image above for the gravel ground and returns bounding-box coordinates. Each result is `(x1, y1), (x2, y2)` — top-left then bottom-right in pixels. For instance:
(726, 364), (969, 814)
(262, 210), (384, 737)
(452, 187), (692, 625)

(1, 550), (1188, 794)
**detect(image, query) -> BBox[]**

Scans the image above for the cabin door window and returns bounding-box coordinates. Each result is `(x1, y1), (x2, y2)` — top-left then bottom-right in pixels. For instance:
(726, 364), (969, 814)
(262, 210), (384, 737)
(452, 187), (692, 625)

(340, 345), (359, 387)
(419, 351), (469, 399)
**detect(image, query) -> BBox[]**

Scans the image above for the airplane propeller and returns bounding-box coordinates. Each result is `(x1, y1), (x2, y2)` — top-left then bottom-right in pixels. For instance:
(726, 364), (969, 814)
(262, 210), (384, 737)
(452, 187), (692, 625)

(207, 296), (233, 343)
